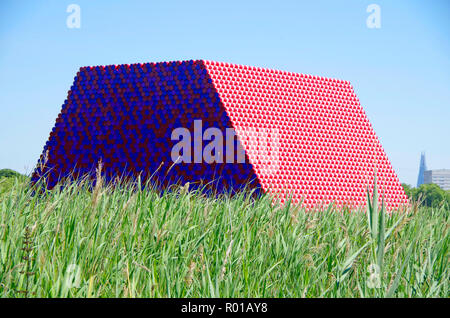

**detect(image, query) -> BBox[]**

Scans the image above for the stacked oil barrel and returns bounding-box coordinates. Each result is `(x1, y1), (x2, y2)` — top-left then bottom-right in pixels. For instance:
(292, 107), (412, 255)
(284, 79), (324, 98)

(32, 59), (409, 210)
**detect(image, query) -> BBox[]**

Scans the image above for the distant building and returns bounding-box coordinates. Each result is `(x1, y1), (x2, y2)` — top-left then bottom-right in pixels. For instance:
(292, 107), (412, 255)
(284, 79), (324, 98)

(424, 169), (450, 191)
(416, 152), (427, 187)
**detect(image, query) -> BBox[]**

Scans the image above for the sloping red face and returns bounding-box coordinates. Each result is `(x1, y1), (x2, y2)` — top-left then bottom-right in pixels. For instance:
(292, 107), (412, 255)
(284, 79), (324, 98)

(33, 59), (408, 210)
(204, 60), (408, 210)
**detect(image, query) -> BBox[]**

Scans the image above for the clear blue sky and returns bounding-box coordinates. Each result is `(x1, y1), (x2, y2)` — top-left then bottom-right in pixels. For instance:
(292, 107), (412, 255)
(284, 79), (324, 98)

(1, 0), (449, 186)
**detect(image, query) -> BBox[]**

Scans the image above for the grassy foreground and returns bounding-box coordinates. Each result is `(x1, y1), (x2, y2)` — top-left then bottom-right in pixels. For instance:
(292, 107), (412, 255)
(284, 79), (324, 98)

(0, 176), (448, 298)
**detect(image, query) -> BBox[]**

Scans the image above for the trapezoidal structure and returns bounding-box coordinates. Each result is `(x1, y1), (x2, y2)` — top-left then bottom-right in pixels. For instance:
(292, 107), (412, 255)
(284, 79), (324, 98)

(32, 59), (408, 210)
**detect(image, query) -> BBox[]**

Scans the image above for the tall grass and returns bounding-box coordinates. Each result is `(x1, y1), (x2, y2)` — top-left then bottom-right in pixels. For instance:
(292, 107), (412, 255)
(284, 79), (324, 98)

(0, 176), (448, 297)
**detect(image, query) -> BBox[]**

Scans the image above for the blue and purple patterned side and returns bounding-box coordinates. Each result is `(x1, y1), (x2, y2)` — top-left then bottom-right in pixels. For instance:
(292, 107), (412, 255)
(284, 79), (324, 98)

(32, 60), (261, 193)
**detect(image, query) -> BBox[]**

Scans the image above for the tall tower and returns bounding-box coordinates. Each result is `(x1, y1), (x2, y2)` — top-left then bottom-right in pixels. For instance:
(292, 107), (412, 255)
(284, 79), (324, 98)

(417, 152), (427, 187)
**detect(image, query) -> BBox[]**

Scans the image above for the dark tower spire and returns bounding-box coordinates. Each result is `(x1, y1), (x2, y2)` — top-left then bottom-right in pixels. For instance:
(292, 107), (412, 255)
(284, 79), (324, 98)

(417, 152), (427, 187)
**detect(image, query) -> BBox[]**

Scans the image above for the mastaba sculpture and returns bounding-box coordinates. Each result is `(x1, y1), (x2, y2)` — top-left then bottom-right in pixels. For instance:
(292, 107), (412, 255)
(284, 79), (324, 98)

(32, 60), (408, 210)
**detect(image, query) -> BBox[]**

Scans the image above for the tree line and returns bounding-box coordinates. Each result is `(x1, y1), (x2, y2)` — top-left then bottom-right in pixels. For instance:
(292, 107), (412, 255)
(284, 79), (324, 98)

(402, 183), (450, 208)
